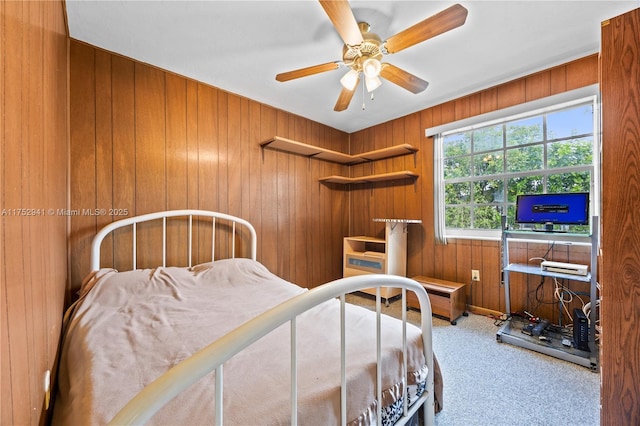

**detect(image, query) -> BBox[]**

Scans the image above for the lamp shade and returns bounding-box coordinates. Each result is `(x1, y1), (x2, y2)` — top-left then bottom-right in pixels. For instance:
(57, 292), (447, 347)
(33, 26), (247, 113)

(340, 69), (359, 91)
(362, 58), (381, 78)
(365, 75), (382, 92)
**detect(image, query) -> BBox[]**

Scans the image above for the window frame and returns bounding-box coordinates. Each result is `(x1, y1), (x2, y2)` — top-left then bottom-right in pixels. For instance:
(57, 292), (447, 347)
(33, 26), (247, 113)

(437, 95), (599, 240)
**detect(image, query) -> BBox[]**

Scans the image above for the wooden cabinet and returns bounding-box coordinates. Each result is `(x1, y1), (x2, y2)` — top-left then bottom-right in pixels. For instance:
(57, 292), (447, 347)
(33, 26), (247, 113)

(343, 219), (420, 304)
(408, 276), (467, 325)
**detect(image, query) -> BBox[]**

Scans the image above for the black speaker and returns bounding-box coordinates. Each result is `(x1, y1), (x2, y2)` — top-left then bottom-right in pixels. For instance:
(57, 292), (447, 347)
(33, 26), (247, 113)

(573, 308), (589, 351)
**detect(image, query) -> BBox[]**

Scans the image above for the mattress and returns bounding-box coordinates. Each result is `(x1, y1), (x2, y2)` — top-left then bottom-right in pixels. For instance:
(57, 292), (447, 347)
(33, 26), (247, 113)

(53, 258), (427, 425)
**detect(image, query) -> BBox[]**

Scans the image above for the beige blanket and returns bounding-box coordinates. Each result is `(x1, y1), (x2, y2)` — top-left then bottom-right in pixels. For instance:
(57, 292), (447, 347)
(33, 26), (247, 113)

(53, 259), (427, 425)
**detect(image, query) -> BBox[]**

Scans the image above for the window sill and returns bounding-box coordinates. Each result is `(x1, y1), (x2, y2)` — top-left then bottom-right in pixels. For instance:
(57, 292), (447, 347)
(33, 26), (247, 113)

(445, 234), (501, 242)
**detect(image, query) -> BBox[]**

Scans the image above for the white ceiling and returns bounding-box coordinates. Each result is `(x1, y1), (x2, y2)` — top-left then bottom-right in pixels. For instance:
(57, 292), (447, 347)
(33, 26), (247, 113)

(65, 0), (638, 133)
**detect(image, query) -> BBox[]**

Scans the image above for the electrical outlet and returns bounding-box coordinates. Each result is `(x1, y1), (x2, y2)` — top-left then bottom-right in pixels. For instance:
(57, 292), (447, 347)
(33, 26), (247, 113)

(471, 269), (480, 281)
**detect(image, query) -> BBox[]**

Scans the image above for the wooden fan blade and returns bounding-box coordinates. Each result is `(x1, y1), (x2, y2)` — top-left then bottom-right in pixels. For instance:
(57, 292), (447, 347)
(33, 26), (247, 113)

(319, 0), (364, 46)
(383, 4), (468, 54)
(334, 77), (359, 111)
(380, 63), (429, 94)
(276, 62), (340, 82)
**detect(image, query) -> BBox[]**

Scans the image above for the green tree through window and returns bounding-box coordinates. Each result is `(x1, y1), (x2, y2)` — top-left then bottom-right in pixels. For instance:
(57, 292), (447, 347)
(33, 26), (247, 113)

(441, 101), (595, 235)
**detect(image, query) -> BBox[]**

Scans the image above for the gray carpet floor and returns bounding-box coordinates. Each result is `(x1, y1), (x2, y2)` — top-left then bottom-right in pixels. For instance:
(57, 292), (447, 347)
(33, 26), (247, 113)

(345, 292), (600, 426)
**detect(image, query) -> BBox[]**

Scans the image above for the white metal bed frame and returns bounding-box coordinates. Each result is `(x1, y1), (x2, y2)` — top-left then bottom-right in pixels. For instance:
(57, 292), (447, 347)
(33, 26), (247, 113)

(90, 209), (257, 271)
(87, 210), (434, 426)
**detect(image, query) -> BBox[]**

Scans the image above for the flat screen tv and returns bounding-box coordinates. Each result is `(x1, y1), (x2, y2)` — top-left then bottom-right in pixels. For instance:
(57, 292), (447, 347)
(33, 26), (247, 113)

(515, 192), (589, 231)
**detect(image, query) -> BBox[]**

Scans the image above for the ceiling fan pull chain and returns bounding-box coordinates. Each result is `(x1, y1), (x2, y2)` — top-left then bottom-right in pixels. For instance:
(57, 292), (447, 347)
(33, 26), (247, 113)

(361, 77), (366, 110)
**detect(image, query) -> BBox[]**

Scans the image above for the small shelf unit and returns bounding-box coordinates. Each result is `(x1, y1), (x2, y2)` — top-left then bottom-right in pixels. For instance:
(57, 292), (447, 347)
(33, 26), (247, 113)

(319, 171), (418, 185)
(496, 216), (599, 370)
(260, 136), (420, 185)
(260, 136), (418, 165)
(343, 219), (421, 304)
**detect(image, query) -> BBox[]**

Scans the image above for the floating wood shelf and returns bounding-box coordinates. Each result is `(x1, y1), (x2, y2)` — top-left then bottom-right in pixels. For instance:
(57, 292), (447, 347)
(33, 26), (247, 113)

(260, 136), (418, 165)
(318, 171), (419, 185)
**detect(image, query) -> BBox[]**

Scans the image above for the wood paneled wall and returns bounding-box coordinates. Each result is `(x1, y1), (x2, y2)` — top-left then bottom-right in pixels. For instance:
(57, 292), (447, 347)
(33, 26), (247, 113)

(349, 54), (598, 319)
(68, 40), (349, 295)
(0, 1), (68, 425)
(600, 8), (640, 424)
(0, 3), (634, 423)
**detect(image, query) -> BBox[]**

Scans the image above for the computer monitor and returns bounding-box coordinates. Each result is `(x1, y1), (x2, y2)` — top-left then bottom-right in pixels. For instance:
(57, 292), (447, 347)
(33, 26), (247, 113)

(515, 192), (589, 231)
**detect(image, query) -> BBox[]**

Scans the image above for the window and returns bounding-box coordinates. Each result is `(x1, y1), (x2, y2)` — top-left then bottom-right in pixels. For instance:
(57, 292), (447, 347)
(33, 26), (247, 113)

(440, 98), (596, 238)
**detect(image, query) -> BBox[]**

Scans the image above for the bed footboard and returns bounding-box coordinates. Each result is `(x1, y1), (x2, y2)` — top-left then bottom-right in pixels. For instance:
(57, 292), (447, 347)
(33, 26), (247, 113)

(108, 274), (434, 426)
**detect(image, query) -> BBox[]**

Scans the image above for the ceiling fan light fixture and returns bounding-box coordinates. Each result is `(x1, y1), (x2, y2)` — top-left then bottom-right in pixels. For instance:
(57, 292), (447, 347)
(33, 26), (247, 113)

(276, 3), (467, 111)
(365, 75), (382, 92)
(340, 69), (360, 91)
(362, 57), (381, 78)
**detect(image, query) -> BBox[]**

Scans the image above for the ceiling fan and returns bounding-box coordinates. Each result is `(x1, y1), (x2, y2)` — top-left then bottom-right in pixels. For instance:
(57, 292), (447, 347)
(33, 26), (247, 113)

(275, 1), (468, 111)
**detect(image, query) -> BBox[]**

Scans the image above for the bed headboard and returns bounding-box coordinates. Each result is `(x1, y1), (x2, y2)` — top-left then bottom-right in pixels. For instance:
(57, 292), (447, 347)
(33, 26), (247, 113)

(90, 210), (257, 271)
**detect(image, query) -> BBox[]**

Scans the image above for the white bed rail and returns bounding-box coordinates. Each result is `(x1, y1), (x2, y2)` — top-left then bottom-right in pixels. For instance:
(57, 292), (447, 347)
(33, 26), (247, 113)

(90, 210), (257, 271)
(108, 274), (435, 426)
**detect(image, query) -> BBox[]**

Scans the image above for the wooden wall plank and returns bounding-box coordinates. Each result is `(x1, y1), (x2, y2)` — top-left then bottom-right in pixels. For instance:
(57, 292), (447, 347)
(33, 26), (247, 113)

(439, 101), (455, 127)
(134, 63), (166, 268)
(392, 119), (407, 221)
(43, 0), (68, 399)
(480, 87), (498, 114)
(566, 54), (599, 91)
(481, 240), (501, 312)
(166, 75), (188, 211)
(238, 97), (252, 258)
(25, 4), (46, 417)
(1, 1), (8, 419)
(308, 122), (322, 287)
(3, 2), (30, 422)
(525, 70), (551, 101)
(331, 126), (349, 283)
(454, 97), (470, 121)
(419, 110), (435, 278)
(186, 80), (199, 211)
(455, 240), (471, 305)
(293, 115), (309, 286)
(318, 126), (330, 282)
(216, 91), (229, 259)
(549, 64), (567, 94)
(470, 241), (484, 307)
(165, 74), (189, 265)
(1, 1), (68, 423)
(247, 100), (262, 259)
(275, 110), (292, 278)
(196, 84), (217, 264)
(259, 105), (278, 272)
(68, 41), (96, 291)
(497, 79), (526, 110)
(404, 113), (423, 279)
(348, 130), (366, 236)
(467, 93), (482, 118)
(600, 9), (640, 424)
(111, 56), (135, 271)
(95, 50), (114, 268)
